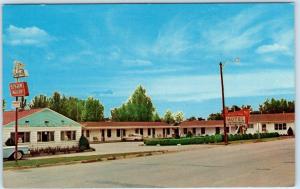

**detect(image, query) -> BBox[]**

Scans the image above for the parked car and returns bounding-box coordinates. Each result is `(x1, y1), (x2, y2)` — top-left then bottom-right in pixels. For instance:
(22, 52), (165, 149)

(122, 134), (143, 141)
(3, 145), (30, 160)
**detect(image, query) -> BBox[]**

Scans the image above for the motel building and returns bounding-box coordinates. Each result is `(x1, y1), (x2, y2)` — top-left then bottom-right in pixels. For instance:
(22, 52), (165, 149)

(80, 122), (179, 142)
(3, 108), (82, 149)
(81, 113), (295, 143)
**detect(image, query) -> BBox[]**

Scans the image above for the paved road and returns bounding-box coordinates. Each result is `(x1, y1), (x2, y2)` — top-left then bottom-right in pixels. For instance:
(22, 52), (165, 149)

(3, 138), (295, 187)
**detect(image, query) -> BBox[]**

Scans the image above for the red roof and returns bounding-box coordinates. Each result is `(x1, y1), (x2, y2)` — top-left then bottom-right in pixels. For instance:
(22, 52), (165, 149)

(180, 120), (223, 127)
(81, 121), (171, 128)
(180, 113), (295, 127)
(3, 108), (44, 125)
(249, 113), (294, 123)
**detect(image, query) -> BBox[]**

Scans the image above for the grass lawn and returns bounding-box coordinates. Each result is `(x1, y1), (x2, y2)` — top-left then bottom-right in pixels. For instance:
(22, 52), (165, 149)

(3, 150), (166, 170)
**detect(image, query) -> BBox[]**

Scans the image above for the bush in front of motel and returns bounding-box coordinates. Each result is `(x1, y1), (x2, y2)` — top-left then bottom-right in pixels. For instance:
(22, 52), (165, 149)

(144, 132), (279, 146)
(144, 134), (223, 146)
(79, 135), (90, 151)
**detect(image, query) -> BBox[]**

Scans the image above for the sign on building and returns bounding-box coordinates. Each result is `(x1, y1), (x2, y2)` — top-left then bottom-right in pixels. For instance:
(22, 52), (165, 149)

(226, 116), (246, 125)
(9, 82), (29, 97)
(225, 108), (250, 126)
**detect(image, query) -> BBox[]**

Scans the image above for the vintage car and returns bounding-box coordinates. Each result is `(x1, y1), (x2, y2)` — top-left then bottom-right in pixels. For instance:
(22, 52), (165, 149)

(3, 145), (30, 160)
(122, 134), (143, 141)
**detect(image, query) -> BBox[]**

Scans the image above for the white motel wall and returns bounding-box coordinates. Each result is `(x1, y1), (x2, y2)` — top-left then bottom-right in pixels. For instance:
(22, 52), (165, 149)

(3, 108), (82, 149)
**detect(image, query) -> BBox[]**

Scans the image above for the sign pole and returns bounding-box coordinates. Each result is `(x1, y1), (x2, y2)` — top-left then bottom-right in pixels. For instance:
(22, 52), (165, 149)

(15, 96), (18, 162)
(219, 62), (228, 145)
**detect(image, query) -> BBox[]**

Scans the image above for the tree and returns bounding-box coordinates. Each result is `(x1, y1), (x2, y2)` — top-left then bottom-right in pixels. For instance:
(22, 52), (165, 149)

(30, 94), (49, 108)
(259, 98), (294, 113)
(2, 99), (6, 111)
(174, 111), (184, 124)
(152, 112), (161, 122)
(187, 116), (196, 121)
(163, 110), (175, 124)
(207, 113), (223, 120)
(111, 85), (156, 121)
(197, 117), (205, 121)
(82, 97), (104, 121)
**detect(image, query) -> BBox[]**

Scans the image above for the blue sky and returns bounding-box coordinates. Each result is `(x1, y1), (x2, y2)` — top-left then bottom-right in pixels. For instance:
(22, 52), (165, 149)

(2, 3), (295, 118)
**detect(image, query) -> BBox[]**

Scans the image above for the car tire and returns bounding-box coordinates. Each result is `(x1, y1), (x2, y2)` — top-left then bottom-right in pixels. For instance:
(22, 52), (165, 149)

(13, 151), (23, 160)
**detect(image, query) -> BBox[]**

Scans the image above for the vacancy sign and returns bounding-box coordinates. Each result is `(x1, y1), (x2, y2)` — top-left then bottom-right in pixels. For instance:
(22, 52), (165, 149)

(9, 82), (29, 97)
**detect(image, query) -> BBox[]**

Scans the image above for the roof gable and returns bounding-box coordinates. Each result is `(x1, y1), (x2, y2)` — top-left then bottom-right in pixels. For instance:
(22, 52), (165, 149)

(4, 108), (82, 127)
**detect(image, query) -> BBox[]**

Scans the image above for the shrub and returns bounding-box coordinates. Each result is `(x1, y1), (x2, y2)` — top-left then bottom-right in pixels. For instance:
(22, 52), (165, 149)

(209, 135), (215, 143)
(214, 134), (223, 143)
(288, 127), (294, 136)
(186, 131), (193, 138)
(204, 135), (210, 144)
(79, 135), (90, 151)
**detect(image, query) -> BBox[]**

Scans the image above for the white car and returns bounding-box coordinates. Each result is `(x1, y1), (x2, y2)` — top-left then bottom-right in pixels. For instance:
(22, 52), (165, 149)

(3, 145), (30, 160)
(122, 134), (143, 141)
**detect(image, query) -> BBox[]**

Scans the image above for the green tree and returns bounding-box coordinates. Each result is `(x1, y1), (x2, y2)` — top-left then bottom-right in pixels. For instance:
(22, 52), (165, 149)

(82, 97), (104, 121)
(207, 113), (223, 120)
(259, 98), (294, 113)
(152, 112), (161, 122)
(2, 99), (6, 111)
(163, 110), (175, 124)
(174, 111), (184, 124)
(111, 85), (156, 121)
(30, 94), (50, 108)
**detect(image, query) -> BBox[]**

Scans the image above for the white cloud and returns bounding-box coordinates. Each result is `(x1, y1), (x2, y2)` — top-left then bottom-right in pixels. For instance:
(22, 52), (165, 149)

(5, 25), (52, 46)
(146, 69), (294, 102)
(256, 43), (289, 54)
(123, 59), (152, 66)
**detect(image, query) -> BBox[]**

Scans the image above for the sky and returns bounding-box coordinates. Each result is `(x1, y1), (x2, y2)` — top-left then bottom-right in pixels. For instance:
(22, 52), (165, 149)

(2, 3), (295, 119)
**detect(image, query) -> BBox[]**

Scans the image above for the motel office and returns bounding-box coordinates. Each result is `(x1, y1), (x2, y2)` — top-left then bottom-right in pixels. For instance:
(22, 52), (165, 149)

(81, 113), (295, 142)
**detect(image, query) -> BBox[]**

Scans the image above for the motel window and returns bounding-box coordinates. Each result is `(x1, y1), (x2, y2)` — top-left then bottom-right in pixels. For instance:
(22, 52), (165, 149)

(148, 128), (151, 136)
(140, 129), (143, 135)
(248, 124), (254, 129)
(183, 128), (188, 134)
(278, 124), (283, 130)
(274, 124), (279, 130)
(37, 131), (54, 142)
(117, 129), (121, 137)
(86, 130), (90, 137)
(192, 128), (196, 135)
(152, 128), (155, 135)
(215, 127), (220, 134)
(61, 131), (76, 141)
(135, 129), (139, 134)
(167, 128), (170, 135)
(283, 123), (287, 130)
(11, 132), (30, 143)
(122, 129), (126, 136)
(201, 128), (205, 135)
(107, 129), (111, 138)
(262, 124), (266, 132)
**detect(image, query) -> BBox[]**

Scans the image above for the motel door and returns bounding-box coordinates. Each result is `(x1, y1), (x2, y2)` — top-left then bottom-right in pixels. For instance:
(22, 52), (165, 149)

(101, 129), (105, 142)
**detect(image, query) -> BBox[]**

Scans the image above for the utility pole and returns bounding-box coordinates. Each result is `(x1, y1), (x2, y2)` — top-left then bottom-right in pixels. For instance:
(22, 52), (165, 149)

(219, 62), (228, 145)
